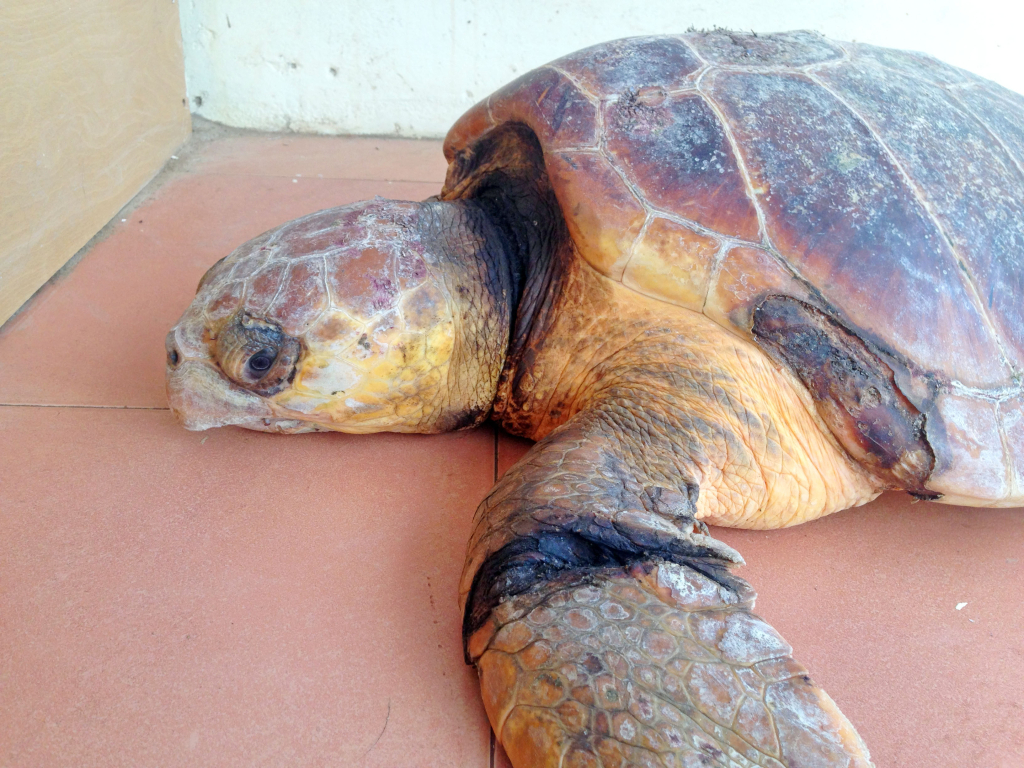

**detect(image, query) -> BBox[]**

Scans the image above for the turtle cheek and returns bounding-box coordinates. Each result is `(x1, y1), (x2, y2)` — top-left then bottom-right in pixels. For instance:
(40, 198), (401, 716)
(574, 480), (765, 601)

(167, 360), (276, 431)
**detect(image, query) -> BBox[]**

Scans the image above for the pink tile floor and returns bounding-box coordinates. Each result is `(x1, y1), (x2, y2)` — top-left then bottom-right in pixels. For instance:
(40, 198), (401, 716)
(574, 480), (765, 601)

(1, 127), (1021, 767)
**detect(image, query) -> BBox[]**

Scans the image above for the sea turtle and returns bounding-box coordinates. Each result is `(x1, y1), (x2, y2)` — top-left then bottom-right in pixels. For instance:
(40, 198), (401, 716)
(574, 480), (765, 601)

(165, 30), (1024, 767)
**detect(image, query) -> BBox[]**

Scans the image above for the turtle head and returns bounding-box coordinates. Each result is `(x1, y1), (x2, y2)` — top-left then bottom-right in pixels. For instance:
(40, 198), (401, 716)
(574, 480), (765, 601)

(165, 197), (513, 434)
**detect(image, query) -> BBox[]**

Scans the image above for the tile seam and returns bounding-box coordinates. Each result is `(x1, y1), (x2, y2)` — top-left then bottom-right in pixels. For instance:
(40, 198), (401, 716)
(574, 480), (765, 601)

(0, 403), (169, 410)
(190, 171), (445, 185)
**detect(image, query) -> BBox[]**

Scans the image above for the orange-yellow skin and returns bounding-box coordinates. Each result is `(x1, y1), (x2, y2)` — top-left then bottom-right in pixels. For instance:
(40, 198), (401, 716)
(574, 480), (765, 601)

(449, 258), (880, 766)
(486, 255), (879, 531)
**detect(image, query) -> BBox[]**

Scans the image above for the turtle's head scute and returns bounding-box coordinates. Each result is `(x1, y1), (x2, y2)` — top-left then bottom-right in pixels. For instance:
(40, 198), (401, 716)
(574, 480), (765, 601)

(165, 197), (499, 434)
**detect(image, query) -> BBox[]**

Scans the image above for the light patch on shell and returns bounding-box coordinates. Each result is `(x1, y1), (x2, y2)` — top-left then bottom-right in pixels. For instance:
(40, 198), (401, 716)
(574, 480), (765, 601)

(621, 217), (720, 311)
(926, 393), (1010, 504)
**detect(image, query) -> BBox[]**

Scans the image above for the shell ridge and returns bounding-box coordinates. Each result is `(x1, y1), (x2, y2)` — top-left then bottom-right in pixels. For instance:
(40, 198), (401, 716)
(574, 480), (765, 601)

(320, 255), (335, 311)
(946, 380), (1023, 401)
(617, 211), (655, 286)
(946, 87), (1024, 189)
(700, 242), (733, 316)
(263, 259), (289, 315)
(995, 399), (1024, 499)
(693, 82), (842, 320)
(664, 85), (700, 97)
(641, 208), (757, 249)
(692, 87), (770, 247)
(595, 144), (657, 281)
(547, 64), (601, 105)
(808, 69), (1020, 382)
(800, 39), (854, 74)
(676, 33), (710, 68)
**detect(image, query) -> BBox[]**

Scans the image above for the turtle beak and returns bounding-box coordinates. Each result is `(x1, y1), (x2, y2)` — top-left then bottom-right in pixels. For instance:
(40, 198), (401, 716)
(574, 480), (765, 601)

(166, 358), (276, 431)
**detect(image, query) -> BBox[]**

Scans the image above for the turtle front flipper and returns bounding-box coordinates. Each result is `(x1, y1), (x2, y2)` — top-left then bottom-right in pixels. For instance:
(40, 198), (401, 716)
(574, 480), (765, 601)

(461, 411), (873, 768)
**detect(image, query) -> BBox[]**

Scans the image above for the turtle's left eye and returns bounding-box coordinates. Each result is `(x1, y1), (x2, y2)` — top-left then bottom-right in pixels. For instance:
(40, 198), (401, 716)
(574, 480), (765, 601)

(216, 312), (301, 396)
(248, 349), (276, 375)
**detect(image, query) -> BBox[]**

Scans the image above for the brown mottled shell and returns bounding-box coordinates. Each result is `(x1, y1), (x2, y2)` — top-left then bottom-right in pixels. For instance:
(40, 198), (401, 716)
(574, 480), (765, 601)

(443, 31), (1024, 504)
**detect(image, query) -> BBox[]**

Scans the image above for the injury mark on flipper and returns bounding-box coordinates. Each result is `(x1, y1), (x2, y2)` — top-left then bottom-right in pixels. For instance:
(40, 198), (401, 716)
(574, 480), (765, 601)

(462, 506), (749, 664)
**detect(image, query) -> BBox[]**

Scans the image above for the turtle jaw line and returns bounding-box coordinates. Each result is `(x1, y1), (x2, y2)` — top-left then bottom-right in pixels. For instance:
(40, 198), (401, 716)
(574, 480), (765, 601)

(166, 355), (416, 434)
(166, 356), (302, 432)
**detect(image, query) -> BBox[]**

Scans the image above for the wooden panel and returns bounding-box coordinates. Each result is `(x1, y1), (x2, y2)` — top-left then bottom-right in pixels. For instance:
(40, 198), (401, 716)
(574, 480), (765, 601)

(0, 1), (190, 325)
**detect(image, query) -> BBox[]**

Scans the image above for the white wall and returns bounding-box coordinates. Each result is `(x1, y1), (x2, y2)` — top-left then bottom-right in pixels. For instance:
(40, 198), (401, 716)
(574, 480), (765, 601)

(179, 0), (1024, 138)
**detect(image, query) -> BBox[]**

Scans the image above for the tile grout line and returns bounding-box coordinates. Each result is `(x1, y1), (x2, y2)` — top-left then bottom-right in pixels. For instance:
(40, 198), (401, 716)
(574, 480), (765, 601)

(0, 405), (169, 411)
(192, 171), (445, 185)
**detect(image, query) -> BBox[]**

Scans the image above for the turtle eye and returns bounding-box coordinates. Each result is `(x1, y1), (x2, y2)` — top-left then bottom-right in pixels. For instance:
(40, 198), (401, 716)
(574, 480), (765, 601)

(216, 312), (301, 396)
(248, 349), (276, 375)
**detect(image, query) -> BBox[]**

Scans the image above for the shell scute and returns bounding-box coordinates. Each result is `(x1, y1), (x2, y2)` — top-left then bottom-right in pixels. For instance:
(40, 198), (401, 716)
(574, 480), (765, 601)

(273, 216), (348, 257)
(546, 150), (646, 279)
(552, 36), (703, 98)
(488, 67), (598, 152)
(848, 42), (980, 87)
(704, 246), (818, 337)
(326, 245), (397, 321)
(205, 280), (244, 322)
(955, 85), (1024, 176)
(686, 29), (845, 69)
(226, 249), (270, 283)
(244, 260), (287, 316)
(926, 393), (1010, 503)
(603, 91), (760, 242)
(819, 60), (1024, 373)
(267, 258), (328, 336)
(622, 217), (720, 311)
(705, 69), (1010, 388)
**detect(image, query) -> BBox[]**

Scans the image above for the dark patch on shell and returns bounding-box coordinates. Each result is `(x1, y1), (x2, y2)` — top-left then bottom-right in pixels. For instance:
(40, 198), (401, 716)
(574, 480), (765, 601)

(752, 295), (935, 494)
